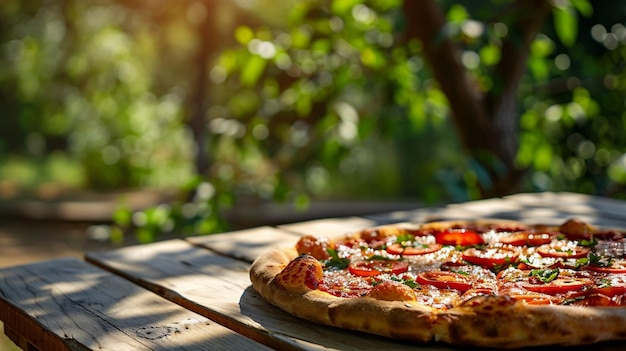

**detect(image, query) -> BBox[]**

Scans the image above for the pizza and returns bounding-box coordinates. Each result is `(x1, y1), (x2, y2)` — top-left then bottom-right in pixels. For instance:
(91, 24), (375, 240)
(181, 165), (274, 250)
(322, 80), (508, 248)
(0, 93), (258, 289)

(249, 218), (626, 348)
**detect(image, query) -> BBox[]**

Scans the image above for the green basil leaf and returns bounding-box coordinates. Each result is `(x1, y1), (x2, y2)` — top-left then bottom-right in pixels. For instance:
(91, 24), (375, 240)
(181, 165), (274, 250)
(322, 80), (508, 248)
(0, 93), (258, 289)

(324, 248), (350, 270)
(529, 268), (560, 283)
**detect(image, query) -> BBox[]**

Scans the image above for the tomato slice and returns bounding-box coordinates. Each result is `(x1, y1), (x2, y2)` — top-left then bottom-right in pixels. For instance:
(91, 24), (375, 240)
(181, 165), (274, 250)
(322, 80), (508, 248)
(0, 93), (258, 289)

(416, 271), (473, 292)
(522, 277), (593, 295)
(295, 235), (334, 259)
(462, 247), (519, 270)
(386, 243), (442, 256)
(569, 294), (616, 306)
(499, 232), (552, 246)
(348, 260), (409, 277)
(591, 286), (626, 297)
(585, 260), (626, 273)
(434, 229), (485, 247)
(536, 244), (590, 259)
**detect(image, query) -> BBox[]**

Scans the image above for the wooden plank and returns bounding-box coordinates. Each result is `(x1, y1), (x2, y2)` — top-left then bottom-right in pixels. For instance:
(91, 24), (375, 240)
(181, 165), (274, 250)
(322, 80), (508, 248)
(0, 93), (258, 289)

(367, 193), (626, 229)
(505, 192), (626, 225)
(438, 194), (626, 228)
(364, 205), (484, 224)
(86, 240), (457, 351)
(186, 226), (300, 263)
(0, 258), (271, 351)
(277, 216), (378, 237)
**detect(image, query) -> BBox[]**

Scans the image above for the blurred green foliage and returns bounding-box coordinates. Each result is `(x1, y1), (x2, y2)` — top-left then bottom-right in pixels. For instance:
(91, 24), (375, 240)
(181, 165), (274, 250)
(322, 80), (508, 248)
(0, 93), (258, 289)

(2, 0), (626, 241)
(0, 0), (196, 193)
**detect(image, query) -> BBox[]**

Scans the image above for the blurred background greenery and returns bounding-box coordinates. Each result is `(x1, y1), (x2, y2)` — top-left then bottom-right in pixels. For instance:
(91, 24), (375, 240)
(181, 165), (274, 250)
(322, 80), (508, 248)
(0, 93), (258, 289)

(1, 0), (626, 242)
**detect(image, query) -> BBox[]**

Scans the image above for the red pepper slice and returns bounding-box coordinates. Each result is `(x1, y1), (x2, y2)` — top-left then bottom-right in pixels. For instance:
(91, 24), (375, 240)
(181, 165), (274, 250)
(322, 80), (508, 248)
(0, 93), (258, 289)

(347, 260), (409, 277)
(435, 229), (485, 247)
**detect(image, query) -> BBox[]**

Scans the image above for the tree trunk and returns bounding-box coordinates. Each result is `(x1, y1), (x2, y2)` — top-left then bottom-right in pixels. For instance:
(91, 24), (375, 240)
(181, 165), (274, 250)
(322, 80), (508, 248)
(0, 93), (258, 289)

(403, 0), (552, 198)
(188, 0), (218, 177)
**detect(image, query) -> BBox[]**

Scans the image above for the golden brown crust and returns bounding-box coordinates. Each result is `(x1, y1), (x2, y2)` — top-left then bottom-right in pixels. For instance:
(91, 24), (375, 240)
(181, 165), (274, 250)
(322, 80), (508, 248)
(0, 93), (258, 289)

(439, 296), (626, 347)
(249, 219), (626, 348)
(250, 246), (436, 342)
(273, 254), (323, 291)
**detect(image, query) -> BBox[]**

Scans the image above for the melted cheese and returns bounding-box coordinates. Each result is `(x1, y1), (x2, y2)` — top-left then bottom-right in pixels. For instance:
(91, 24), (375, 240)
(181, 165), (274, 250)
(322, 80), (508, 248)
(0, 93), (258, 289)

(315, 224), (626, 308)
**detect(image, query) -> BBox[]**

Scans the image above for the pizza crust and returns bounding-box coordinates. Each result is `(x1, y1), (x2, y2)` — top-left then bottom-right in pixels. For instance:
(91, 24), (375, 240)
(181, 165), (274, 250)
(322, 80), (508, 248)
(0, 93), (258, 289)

(249, 220), (626, 348)
(250, 246), (436, 342)
(438, 300), (626, 348)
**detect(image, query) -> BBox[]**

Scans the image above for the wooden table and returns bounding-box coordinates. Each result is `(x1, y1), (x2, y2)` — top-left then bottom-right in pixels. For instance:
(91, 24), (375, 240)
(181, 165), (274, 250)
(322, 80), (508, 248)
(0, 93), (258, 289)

(2, 192), (626, 351)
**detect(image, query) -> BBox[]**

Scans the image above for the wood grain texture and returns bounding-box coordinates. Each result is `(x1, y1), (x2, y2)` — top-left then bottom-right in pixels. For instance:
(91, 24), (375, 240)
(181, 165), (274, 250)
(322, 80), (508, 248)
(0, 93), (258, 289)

(277, 216), (378, 237)
(367, 192), (626, 229)
(86, 240), (456, 351)
(449, 192), (626, 228)
(186, 226), (300, 263)
(0, 258), (271, 351)
(505, 192), (626, 224)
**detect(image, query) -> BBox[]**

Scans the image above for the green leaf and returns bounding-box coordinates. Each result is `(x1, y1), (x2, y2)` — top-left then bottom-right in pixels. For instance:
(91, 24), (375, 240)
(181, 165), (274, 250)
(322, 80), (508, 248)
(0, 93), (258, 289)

(447, 4), (468, 23)
(579, 237), (598, 248)
(294, 193), (310, 211)
(312, 39), (332, 54)
(291, 26), (312, 48)
(295, 93), (312, 116)
(449, 268), (470, 276)
(195, 217), (218, 235)
(241, 55), (267, 87)
(571, 0), (593, 17)
(528, 57), (550, 81)
(135, 227), (156, 244)
(529, 268), (560, 283)
(331, 0), (362, 15)
(391, 276), (419, 288)
(109, 226), (125, 244)
(530, 36), (555, 57)
(553, 6), (577, 47)
(368, 255), (392, 261)
(324, 248), (350, 270)
(360, 47), (386, 69)
(395, 233), (415, 246)
(597, 278), (612, 289)
(588, 253), (613, 267)
(479, 44), (501, 66)
(234, 26), (254, 45)
(112, 203), (132, 227)
(534, 143), (553, 171)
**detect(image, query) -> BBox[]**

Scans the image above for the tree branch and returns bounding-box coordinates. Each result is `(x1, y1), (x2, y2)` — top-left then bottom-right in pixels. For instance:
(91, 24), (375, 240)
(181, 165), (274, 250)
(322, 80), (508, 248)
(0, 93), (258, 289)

(402, 0), (553, 197)
(402, 0), (499, 159)
(189, 0), (218, 176)
(488, 0), (552, 162)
